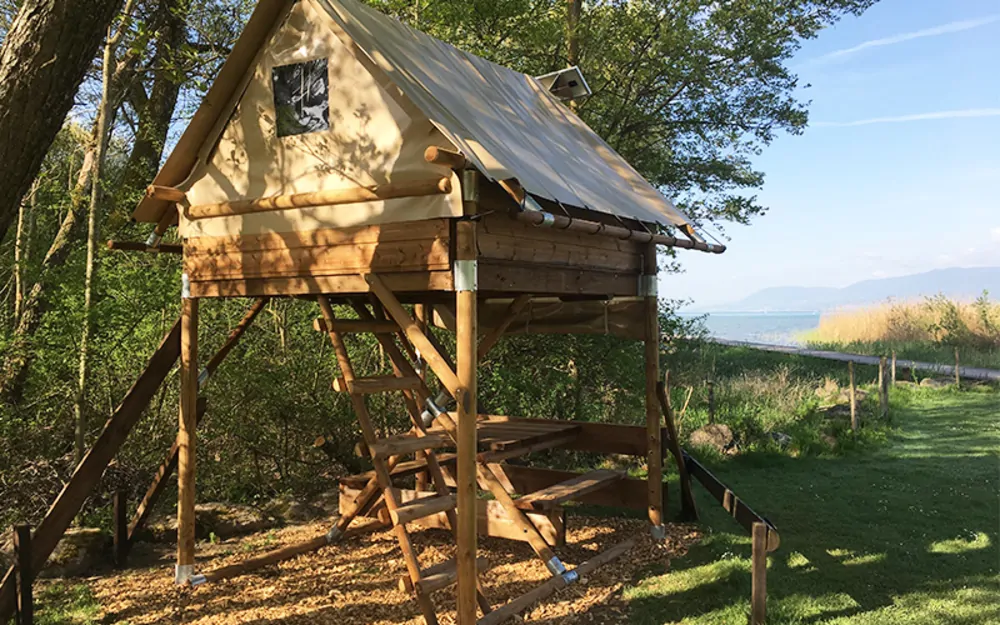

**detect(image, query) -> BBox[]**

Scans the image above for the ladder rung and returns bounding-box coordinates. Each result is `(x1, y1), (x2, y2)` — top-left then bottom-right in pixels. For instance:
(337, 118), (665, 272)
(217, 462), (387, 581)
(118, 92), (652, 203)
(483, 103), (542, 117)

(402, 556), (489, 594)
(369, 430), (452, 459)
(514, 469), (624, 511)
(390, 493), (456, 526)
(333, 375), (423, 394)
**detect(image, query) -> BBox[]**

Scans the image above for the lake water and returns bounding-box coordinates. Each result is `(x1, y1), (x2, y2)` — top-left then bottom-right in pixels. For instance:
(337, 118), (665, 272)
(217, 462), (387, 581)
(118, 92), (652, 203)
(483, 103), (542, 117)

(679, 312), (821, 345)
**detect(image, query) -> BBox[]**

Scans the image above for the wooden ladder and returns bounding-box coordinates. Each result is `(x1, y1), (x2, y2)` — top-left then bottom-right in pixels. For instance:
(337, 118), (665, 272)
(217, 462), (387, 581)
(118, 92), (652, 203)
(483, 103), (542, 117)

(360, 276), (582, 583)
(316, 296), (491, 624)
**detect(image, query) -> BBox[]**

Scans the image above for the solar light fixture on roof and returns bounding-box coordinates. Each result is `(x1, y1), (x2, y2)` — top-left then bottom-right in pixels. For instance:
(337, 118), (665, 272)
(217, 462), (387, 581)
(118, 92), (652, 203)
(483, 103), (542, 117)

(535, 66), (592, 102)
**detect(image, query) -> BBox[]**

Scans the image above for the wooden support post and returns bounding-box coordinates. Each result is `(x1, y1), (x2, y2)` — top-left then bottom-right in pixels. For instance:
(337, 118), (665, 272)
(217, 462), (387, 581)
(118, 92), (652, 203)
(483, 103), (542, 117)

(751, 521), (767, 625)
(848, 361), (858, 433)
(13, 525), (32, 625)
(954, 347), (961, 387)
(113, 490), (127, 568)
(707, 380), (716, 424)
(643, 242), (664, 536)
(878, 356), (889, 422)
(176, 293), (198, 584)
(456, 173), (479, 624)
(890, 351), (897, 386)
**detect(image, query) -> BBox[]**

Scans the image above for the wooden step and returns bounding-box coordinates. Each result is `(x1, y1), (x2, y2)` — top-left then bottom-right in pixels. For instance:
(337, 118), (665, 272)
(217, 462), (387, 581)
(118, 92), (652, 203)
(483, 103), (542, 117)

(514, 469), (624, 511)
(369, 430), (452, 459)
(399, 556), (489, 594)
(390, 493), (457, 526)
(333, 375), (422, 394)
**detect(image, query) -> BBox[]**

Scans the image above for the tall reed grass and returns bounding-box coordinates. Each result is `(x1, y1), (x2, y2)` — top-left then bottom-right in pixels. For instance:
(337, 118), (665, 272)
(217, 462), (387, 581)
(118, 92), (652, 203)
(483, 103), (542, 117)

(803, 294), (1000, 349)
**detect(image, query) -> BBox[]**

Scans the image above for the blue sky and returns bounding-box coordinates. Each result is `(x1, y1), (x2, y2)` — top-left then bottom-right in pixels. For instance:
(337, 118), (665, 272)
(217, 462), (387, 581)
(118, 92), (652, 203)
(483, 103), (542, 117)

(671, 0), (1000, 310)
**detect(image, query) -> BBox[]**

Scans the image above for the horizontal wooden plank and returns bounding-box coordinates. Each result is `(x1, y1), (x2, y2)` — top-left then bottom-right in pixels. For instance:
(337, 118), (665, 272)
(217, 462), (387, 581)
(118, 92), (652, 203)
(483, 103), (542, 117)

(500, 465), (664, 513)
(477, 233), (640, 273)
(185, 219), (451, 255)
(514, 469), (624, 511)
(340, 453), (457, 489)
(482, 416), (659, 456)
(478, 260), (639, 297)
(187, 271), (454, 298)
(184, 237), (450, 280)
(478, 212), (641, 254)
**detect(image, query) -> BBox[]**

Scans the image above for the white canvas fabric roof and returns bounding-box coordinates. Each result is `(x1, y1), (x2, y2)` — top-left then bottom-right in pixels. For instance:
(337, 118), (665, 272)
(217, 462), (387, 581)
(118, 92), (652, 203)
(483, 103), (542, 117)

(133, 0), (693, 232)
(315, 0), (691, 229)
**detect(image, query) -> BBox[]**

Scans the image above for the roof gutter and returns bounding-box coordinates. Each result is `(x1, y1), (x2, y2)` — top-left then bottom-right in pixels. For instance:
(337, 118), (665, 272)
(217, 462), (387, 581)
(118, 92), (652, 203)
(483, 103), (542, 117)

(511, 209), (726, 254)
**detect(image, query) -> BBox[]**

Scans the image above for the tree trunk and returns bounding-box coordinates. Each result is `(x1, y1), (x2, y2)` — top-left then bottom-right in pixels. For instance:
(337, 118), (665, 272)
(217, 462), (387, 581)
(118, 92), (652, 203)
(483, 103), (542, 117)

(0, 0), (125, 244)
(116, 0), (188, 208)
(13, 181), (36, 326)
(74, 18), (122, 462)
(566, 0), (582, 111)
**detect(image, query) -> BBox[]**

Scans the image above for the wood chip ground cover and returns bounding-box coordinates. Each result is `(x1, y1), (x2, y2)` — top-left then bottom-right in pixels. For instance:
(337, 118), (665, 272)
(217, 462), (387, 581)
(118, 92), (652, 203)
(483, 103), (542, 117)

(77, 516), (700, 624)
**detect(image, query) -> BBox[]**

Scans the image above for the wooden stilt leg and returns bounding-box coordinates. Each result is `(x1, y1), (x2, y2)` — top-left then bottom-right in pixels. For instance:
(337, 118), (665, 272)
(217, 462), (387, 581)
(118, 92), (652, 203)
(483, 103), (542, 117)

(456, 217), (479, 625)
(751, 521), (767, 624)
(643, 243), (665, 537)
(176, 293), (198, 583)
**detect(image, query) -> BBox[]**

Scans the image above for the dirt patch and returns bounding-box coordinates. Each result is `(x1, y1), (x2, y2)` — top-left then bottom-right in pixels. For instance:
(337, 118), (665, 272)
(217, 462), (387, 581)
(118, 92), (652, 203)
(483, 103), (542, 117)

(81, 515), (700, 624)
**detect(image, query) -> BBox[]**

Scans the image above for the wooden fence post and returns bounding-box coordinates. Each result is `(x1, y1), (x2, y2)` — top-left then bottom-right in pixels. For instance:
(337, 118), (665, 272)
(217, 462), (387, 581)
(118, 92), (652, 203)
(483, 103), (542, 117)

(954, 348), (961, 388)
(751, 521), (766, 625)
(14, 525), (32, 625)
(879, 356), (889, 421)
(848, 361), (857, 433)
(113, 489), (128, 568)
(707, 380), (716, 424)
(890, 351), (896, 386)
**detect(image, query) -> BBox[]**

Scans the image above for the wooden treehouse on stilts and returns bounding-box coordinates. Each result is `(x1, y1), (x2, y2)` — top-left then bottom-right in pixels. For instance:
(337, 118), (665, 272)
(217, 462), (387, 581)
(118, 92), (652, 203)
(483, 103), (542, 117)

(3, 0), (787, 622)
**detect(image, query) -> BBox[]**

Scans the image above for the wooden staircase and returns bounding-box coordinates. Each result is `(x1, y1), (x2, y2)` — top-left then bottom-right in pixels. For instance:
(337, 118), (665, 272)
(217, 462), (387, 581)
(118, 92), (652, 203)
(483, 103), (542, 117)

(316, 286), (630, 624)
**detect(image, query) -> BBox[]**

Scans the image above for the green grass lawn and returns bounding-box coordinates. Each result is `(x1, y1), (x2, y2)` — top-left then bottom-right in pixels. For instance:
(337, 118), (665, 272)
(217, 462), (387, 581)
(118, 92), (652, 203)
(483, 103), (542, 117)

(626, 386), (1000, 624)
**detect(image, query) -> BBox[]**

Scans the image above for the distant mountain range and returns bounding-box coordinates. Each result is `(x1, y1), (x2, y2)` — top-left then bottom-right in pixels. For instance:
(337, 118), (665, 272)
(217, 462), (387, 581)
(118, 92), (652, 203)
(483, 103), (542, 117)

(706, 267), (1000, 313)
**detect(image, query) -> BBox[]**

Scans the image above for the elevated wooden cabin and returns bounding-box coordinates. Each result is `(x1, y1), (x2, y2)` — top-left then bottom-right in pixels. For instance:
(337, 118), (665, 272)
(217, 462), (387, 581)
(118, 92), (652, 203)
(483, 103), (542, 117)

(124, 0), (728, 623)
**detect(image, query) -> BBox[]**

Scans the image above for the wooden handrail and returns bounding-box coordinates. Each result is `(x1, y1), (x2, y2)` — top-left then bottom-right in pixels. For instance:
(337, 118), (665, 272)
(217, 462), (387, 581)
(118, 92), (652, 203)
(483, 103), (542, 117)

(186, 177), (453, 220)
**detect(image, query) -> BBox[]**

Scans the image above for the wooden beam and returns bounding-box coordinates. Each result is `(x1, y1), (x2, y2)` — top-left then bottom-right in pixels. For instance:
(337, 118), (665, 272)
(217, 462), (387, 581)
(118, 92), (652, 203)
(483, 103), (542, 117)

(106, 240), (183, 254)
(476, 295), (531, 360)
(475, 540), (634, 625)
(456, 212), (479, 625)
(187, 177), (452, 220)
(751, 521), (767, 625)
(176, 297), (198, 583)
(146, 185), (187, 203)
(424, 146), (468, 169)
(643, 243), (664, 533)
(366, 273), (461, 396)
(657, 376), (697, 521)
(113, 490), (127, 568)
(0, 319), (182, 622)
(684, 452), (780, 552)
(202, 297), (267, 383)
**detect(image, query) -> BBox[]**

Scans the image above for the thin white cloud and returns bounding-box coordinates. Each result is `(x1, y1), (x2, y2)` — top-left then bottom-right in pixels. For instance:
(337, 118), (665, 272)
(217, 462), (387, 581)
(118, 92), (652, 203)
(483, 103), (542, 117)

(991, 227), (1000, 243)
(813, 108), (1000, 128)
(816, 15), (1000, 62)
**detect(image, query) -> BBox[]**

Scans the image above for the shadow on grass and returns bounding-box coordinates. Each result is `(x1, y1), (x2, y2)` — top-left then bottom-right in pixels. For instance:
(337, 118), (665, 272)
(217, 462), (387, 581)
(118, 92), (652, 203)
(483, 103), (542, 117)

(626, 388), (1000, 625)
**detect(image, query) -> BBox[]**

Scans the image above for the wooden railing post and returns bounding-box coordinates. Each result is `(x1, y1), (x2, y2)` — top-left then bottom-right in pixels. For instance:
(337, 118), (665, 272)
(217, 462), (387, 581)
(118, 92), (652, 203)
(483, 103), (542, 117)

(954, 348), (961, 387)
(113, 489), (128, 568)
(13, 524), (32, 625)
(848, 361), (857, 433)
(707, 380), (716, 424)
(751, 521), (767, 624)
(878, 356), (888, 421)
(890, 351), (896, 386)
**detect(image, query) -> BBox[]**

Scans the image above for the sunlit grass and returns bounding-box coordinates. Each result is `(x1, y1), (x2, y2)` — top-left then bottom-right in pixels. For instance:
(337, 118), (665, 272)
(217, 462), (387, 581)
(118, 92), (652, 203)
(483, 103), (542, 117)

(625, 387), (1000, 624)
